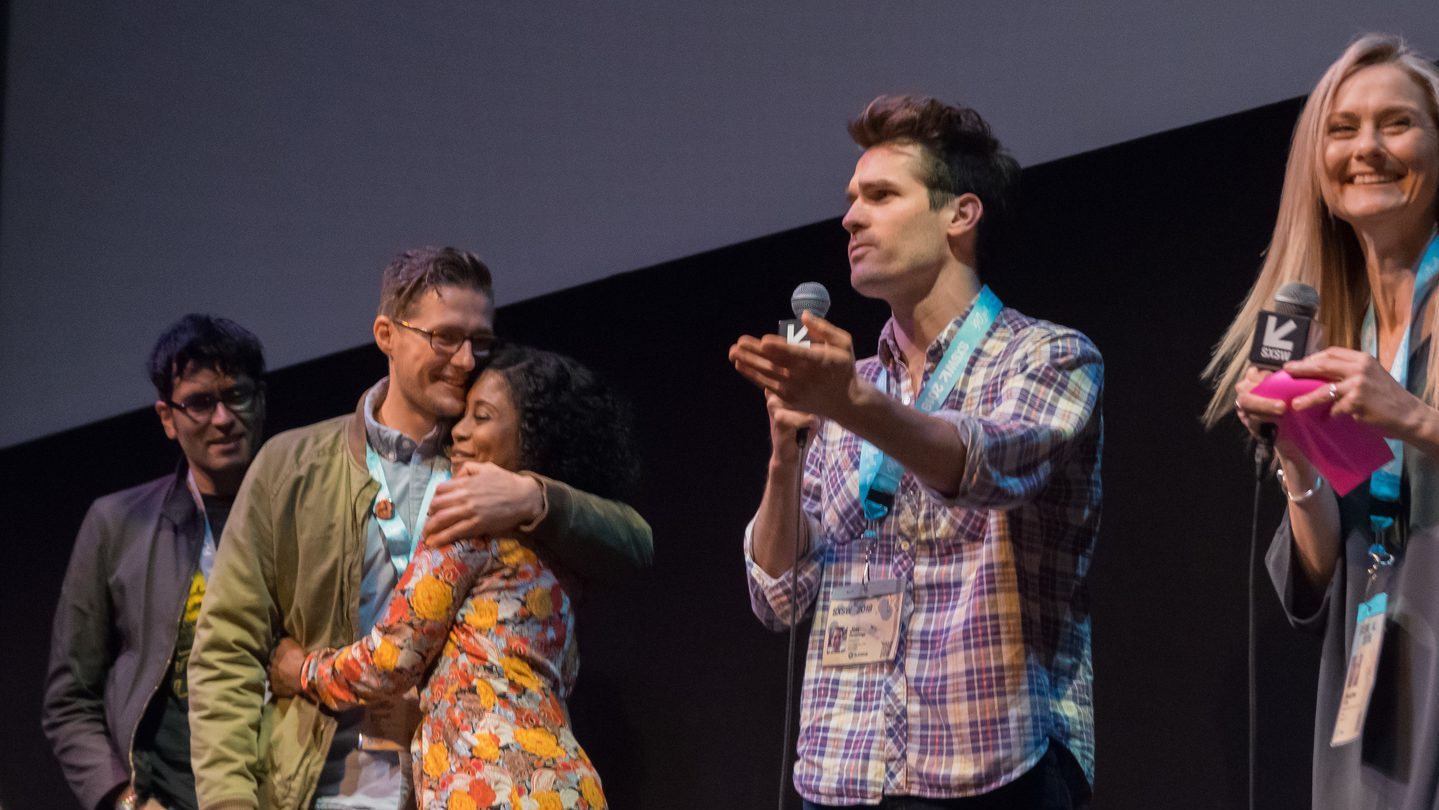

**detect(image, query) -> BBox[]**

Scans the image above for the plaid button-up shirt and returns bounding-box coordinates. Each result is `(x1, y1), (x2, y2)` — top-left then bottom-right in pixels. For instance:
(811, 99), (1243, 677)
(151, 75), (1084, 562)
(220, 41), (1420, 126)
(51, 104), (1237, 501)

(745, 302), (1103, 804)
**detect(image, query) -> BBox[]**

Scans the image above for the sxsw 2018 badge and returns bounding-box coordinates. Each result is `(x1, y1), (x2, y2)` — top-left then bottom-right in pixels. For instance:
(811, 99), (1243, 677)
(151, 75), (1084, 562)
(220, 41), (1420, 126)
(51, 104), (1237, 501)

(1331, 593), (1388, 747)
(822, 579), (902, 667)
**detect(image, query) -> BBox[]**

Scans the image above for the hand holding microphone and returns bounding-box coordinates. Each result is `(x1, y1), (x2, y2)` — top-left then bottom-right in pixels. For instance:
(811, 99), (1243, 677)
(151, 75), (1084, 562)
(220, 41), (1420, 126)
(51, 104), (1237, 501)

(762, 390), (818, 461)
(729, 282), (853, 454)
(1235, 282), (1320, 448)
(1237, 280), (1418, 435)
(1238, 281), (1400, 495)
(730, 282), (856, 413)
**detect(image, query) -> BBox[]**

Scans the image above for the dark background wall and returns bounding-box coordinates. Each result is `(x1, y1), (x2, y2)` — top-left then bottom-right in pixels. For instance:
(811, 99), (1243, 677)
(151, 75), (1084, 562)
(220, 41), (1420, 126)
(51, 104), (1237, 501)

(3, 97), (1322, 809)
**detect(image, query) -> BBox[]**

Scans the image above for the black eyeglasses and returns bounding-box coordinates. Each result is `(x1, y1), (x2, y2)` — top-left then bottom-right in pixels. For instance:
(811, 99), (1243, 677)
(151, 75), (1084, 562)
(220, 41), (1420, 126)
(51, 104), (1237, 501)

(167, 386), (259, 420)
(396, 319), (497, 363)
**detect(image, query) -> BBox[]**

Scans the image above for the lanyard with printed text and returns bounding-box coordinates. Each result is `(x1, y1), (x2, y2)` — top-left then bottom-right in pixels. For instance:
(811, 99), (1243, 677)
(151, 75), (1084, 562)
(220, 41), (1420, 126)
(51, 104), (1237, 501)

(1360, 232), (1439, 554)
(858, 285), (1002, 521)
(365, 443), (449, 575)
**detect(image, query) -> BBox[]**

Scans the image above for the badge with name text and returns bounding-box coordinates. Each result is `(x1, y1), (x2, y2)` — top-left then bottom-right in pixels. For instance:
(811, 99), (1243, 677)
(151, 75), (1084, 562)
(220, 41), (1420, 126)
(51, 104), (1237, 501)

(821, 579), (902, 667)
(1331, 592), (1388, 747)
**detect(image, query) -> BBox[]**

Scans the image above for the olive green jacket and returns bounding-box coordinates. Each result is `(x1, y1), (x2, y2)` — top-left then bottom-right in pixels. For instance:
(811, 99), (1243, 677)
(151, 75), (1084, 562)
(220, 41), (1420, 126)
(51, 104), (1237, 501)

(188, 395), (653, 810)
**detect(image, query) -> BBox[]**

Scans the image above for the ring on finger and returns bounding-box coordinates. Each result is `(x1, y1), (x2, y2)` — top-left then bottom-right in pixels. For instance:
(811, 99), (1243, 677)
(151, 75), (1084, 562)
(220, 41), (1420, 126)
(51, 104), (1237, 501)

(1327, 382), (1339, 402)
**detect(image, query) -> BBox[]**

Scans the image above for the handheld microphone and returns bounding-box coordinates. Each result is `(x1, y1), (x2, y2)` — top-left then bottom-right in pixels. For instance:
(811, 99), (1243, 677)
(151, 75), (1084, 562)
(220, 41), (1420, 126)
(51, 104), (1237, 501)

(1250, 282), (1320, 447)
(780, 282), (831, 345)
(780, 282), (830, 446)
(1250, 282), (1319, 369)
(773, 283), (829, 810)
(791, 282), (831, 320)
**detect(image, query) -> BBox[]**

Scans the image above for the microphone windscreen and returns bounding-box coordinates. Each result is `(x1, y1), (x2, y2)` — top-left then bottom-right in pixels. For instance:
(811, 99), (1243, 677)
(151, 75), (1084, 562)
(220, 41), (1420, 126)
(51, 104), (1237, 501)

(1274, 282), (1319, 317)
(791, 282), (831, 319)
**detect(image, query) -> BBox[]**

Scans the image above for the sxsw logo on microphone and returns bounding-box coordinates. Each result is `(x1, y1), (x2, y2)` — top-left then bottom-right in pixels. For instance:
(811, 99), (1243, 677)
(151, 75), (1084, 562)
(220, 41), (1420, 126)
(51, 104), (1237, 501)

(1248, 310), (1312, 367)
(779, 318), (811, 347)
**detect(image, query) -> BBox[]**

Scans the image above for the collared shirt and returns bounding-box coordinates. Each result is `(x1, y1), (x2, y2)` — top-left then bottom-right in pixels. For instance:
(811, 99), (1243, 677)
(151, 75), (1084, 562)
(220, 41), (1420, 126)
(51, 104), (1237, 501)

(358, 378), (448, 628)
(745, 302), (1103, 805)
(315, 378), (449, 809)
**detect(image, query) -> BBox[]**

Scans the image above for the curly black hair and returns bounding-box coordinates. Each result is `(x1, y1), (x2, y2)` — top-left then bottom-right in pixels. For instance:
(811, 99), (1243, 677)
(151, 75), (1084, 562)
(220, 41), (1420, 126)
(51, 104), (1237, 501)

(485, 344), (639, 503)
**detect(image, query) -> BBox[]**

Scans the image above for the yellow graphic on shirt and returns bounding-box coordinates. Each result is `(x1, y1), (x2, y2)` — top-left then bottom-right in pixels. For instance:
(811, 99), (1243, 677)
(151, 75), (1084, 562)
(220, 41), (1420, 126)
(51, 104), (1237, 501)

(183, 570), (206, 622)
(170, 570), (206, 699)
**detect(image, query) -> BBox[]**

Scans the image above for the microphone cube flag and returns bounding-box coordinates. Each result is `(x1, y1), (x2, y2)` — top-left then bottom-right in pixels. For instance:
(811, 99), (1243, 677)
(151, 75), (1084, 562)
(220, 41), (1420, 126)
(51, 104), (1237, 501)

(779, 318), (811, 347)
(1250, 309), (1313, 368)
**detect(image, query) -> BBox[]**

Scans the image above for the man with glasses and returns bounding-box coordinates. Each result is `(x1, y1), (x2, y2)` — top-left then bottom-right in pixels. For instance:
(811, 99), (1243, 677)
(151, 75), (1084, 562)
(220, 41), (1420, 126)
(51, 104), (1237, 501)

(45, 314), (267, 810)
(189, 246), (653, 810)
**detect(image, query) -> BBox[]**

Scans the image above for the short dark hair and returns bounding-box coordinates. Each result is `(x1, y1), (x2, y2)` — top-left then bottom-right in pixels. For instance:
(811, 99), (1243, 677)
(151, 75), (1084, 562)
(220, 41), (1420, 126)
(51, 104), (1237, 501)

(486, 344), (639, 503)
(848, 94), (1020, 268)
(379, 246), (494, 319)
(147, 314), (266, 401)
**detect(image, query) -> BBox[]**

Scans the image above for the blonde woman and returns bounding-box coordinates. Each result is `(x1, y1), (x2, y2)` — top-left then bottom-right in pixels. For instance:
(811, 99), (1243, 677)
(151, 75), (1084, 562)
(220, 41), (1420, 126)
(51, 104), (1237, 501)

(1206, 34), (1439, 809)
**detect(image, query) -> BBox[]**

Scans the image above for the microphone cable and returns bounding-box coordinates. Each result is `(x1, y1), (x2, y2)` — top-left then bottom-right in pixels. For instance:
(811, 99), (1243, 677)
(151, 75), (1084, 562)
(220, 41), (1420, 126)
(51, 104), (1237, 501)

(778, 432), (807, 810)
(774, 282), (828, 808)
(1247, 430), (1274, 810)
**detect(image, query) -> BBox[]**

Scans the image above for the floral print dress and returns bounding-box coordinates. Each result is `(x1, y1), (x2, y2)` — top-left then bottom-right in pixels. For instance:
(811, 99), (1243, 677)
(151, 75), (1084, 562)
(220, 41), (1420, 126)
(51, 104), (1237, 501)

(300, 537), (606, 810)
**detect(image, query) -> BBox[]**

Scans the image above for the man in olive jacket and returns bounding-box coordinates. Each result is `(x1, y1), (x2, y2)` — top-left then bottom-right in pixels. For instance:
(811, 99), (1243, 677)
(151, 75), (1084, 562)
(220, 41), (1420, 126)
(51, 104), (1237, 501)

(188, 248), (653, 810)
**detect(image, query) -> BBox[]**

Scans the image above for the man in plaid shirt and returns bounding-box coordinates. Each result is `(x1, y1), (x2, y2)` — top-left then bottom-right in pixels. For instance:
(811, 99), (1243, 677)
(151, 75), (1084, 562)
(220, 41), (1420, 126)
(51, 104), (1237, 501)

(729, 95), (1102, 809)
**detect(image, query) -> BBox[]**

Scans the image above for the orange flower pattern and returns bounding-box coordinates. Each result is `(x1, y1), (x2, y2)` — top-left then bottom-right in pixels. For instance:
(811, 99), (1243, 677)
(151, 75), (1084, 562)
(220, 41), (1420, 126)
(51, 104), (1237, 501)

(301, 538), (604, 809)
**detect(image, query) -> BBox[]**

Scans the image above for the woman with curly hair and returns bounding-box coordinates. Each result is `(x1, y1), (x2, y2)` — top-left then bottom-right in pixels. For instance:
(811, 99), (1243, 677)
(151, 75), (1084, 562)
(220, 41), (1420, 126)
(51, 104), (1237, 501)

(276, 344), (638, 810)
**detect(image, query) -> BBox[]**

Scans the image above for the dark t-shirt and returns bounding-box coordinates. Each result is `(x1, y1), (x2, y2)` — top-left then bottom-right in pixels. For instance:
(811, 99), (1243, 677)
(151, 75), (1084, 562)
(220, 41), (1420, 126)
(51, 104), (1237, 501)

(133, 496), (232, 810)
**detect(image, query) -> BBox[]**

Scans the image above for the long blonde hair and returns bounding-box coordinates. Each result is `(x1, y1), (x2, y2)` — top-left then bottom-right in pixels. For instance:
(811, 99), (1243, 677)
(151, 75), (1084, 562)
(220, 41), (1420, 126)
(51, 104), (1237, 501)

(1203, 33), (1439, 426)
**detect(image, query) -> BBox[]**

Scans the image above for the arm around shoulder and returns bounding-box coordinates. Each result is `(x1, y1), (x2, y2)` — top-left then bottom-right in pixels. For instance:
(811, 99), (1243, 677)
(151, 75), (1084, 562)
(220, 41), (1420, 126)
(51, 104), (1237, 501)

(518, 474), (653, 583)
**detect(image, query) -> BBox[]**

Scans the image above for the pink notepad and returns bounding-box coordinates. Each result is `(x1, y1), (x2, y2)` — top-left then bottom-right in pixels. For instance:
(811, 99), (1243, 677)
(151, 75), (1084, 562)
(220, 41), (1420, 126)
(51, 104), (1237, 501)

(1251, 371), (1394, 496)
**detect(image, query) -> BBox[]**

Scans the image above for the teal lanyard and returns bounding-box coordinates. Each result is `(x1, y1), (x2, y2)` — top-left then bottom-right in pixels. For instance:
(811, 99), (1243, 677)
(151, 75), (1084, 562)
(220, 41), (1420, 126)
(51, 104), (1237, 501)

(365, 443), (449, 574)
(858, 286), (1002, 520)
(1360, 232), (1439, 548)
